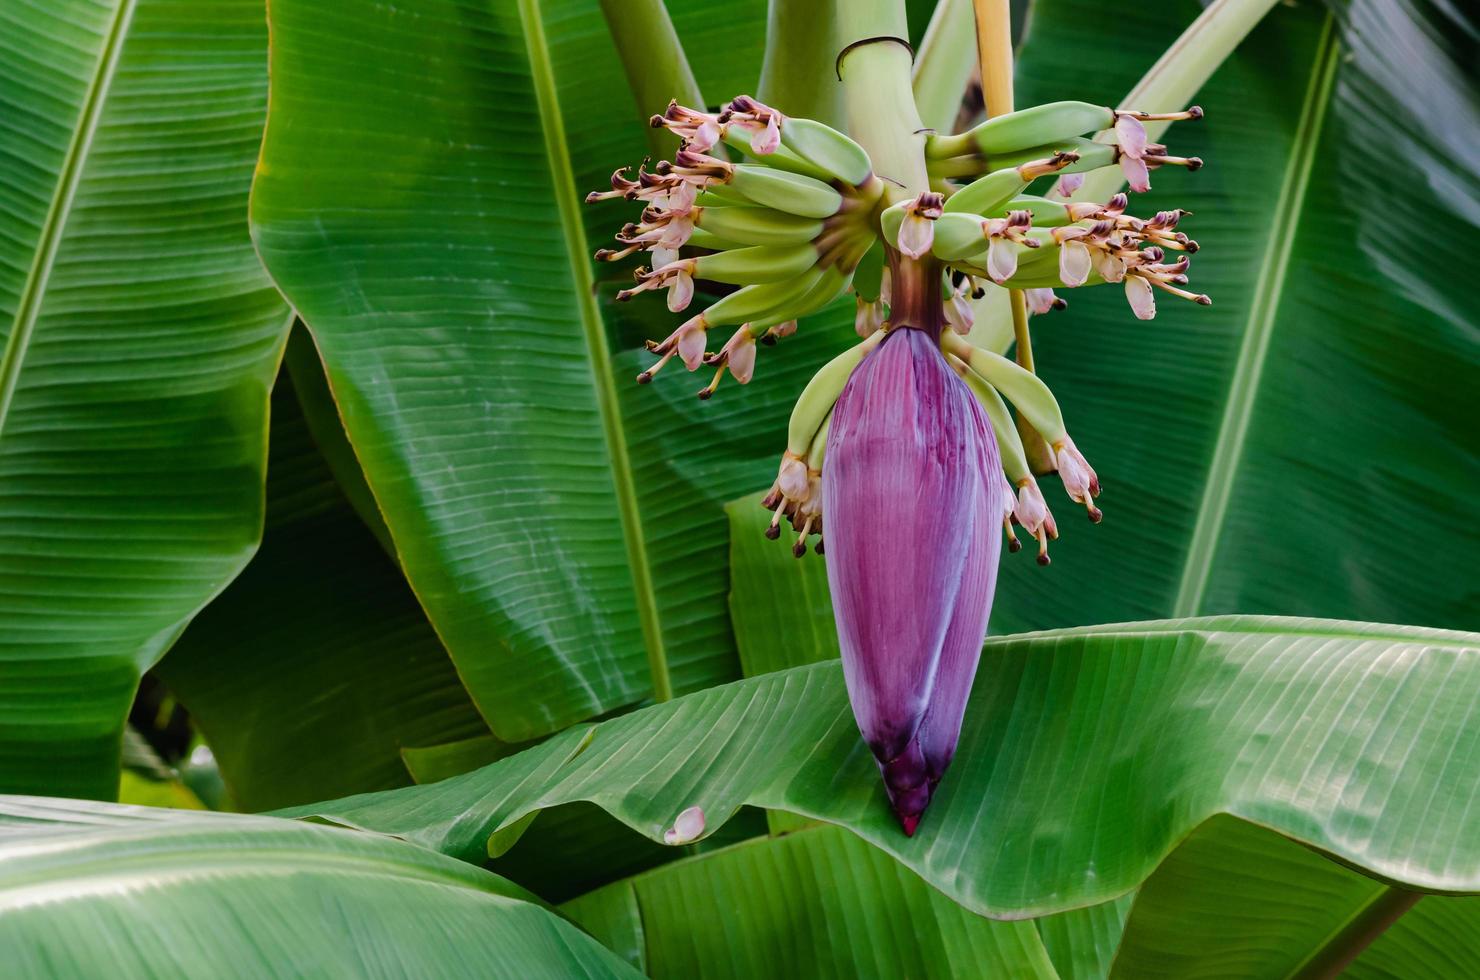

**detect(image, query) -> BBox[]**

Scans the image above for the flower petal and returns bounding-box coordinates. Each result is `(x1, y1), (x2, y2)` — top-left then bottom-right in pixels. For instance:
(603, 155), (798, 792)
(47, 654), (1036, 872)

(897, 213), (934, 260)
(1115, 113), (1148, 158)
(1059, 240), (1092, 288)
(1124, 274), (1156, 320)
(986, 238), (1018, 284)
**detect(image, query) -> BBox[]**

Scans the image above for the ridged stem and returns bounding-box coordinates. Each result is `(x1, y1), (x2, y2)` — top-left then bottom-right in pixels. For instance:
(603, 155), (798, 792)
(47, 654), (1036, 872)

(597, 0), (703, 159)
(759, 0), (843, 127)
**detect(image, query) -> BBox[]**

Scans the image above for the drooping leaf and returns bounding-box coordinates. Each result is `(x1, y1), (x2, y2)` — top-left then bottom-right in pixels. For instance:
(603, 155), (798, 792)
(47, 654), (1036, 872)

(0, 796), (638, 978)
(250, 0), (860, 739)
(157, 349), (491, 812)
(282, 617), (1480, 919)
(562, 823), (1060, 978)
(0, 0), (291, 798)
(1107, 813), (1480, 978)
(993, 0), (1480, 632)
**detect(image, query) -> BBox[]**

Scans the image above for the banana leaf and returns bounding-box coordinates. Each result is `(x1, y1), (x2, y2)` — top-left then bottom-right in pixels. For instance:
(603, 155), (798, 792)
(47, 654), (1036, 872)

(0, 0), (290, 798)
(991, 0), (1480, 633)
(562, 823), (1059, 978)
(249, 0), (892, 744)
(280, 616), (1480, 920)
(0, 796), (637, 978)
(156, 335), (491, 812)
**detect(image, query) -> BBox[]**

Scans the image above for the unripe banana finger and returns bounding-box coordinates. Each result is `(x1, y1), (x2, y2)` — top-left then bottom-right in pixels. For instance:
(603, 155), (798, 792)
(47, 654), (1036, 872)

(728, 165), (844, 219)
(851, 240), (886, 302)
(943, 166), (1030, 215)
(993, 137), (1114, 176)
(694, 206), (825, 246)
(779, 117), (873, 187)
(685, 227), (751, 251)
(786, 330), (886, 455)
(721, 124), (834, 181)
(940, 333), (1069, 444)
(928, 101), (1114, 160)
(690, 243), (820, 285)
(931, 212), (995, 261)
(946, 354), (1032, 483)
(705, 264), (828, 327)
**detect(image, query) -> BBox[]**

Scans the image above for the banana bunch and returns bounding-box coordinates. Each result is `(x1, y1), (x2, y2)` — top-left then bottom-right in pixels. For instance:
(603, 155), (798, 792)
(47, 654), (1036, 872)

(924, 100), (1204, 193)
(587, 96), (884, 397)
(590, 92), (1209, 563)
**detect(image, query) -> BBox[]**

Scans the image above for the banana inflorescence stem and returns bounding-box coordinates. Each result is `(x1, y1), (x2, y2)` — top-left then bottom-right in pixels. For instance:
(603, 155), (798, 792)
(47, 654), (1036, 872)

(836, 5), (944, 337)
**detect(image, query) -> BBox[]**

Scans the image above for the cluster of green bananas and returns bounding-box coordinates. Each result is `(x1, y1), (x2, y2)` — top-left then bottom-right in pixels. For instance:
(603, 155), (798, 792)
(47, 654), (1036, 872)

(588, 95), (1207, 561)
(587, 97), (884, 398)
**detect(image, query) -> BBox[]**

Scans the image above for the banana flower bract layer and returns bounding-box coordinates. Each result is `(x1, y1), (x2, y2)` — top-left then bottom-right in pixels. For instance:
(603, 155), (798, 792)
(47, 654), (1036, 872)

(823, 327), (1004, 835)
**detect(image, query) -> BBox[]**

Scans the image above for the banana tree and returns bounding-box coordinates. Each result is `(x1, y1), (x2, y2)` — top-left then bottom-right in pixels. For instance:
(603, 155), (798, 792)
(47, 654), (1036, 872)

(0, 0), (1476, 975)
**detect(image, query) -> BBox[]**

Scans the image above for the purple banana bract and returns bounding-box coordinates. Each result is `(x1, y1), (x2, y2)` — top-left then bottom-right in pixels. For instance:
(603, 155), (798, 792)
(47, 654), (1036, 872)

(823, 327), (1004, 835)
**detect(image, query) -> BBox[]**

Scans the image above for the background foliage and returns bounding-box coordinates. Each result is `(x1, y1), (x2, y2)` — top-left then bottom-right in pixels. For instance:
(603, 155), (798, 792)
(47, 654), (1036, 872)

(0, 0), (1474, 975)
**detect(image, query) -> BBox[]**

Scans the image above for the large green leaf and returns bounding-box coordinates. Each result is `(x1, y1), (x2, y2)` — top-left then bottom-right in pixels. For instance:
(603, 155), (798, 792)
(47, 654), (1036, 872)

(250, 0), (864, 739)
(1107, 814), (1480, 977)
(0, 796), (637, 978)
(282, 617), (1480, 919)
(992, 0), (1480, 633)
(0, 0), (290, 797)
(562, 823), (1059, 978)
(157, 335), (491, 812)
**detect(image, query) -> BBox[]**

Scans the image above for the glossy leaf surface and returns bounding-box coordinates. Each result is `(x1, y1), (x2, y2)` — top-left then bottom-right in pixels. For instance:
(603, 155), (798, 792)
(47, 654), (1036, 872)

(0, 0), (290, 797)
(994, 0), (1480, 633)
(251, 0), (861, 741)
(0, 796), (637, 978)
(283, 617), (1480, 918)
(563, 824), (1059, 978)
(158, 343), (490, 812)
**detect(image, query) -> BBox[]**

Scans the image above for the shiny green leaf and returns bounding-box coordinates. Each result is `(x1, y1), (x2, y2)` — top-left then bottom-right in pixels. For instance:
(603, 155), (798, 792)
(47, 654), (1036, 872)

(158, 350), (490, 811)
(563, 824), (1059, 978)
(0, 796), (637, 978)
(250, 0), (862, 742)
(283, 617), (1480, 918)
(995, 0), (1479, 632)
(0, 0), (290, 798)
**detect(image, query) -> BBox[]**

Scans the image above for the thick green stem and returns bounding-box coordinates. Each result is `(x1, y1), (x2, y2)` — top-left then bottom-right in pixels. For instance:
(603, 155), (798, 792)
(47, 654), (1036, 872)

(758, 0), (843, 127)
(597, 0), (704, 159)
(838, 31), (929, 198)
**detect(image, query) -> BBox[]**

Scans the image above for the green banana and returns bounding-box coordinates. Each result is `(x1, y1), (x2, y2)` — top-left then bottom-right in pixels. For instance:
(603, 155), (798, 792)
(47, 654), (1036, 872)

(950, 356), (1032, 482)
(693, 206), (825, 246)
(929, 101), (1114, 159)
(992, 137), (1114, 176)
(930, 212), (993, 261)
(727, 165), (843, 219)
(690, 243), (820, 285)
(685, 227), (750, 251)
(694, 184), (752, 207)
(721, 124), (834, 182)
(786, 330), (886, 455)
(942, 166), (1029, 215)
(705, 264), (828, 328)
(779, 117), (873, 186)
(941, 332), (1070, 444)
(1001, 196), (1074, 227)
(851, 239), (886, 303)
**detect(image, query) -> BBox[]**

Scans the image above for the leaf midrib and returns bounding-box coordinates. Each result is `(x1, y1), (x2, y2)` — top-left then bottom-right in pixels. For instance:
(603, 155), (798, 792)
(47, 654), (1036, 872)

(514, 0), (672, 701)
(0, 0), (138, 438)
(1172, 15), (1342, 617)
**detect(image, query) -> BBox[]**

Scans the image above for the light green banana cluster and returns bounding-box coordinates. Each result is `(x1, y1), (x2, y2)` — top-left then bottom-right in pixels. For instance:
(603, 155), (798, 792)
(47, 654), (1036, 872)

(587, 96), (884, 397)
(589, 91), (1210, 562)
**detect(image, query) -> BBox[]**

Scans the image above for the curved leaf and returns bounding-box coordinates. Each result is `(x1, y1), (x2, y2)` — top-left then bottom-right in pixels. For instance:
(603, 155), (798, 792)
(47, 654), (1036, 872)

(993, 0), (1480, 632)
(250, 0), (860, 739)
(0, 796), (637, 978)
(1108, 814), (1438, 978)
(283, 617), (1480, 918)
(0, 0), (290, 797)
(562, 823), (1059, 978)
(157, 349), (490, 812)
